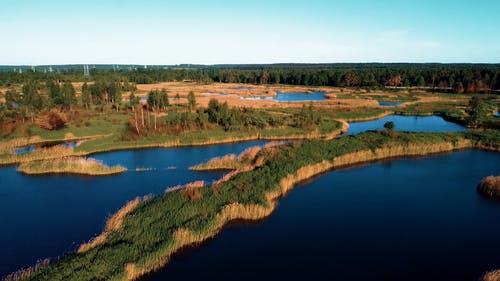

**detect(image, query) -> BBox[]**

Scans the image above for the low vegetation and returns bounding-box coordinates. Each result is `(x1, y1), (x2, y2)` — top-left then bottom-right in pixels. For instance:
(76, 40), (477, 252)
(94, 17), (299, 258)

(17, 157), (126, 176)
(477, 176), (500, 200)
(21, 130), (499, 281)
(482, 270), (500, 281)
(190, 145), (262, 171)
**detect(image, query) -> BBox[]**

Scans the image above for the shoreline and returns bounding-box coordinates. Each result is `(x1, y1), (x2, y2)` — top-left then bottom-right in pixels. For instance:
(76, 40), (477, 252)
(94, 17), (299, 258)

(0, 125), (346, 166)
(124, 140), (498, 280)
(22, 131), (498, 281)
(16, 157), (127, 176)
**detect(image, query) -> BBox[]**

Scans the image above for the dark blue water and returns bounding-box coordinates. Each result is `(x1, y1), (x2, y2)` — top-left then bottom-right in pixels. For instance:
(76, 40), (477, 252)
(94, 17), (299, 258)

(275, 91), (326, 102)
(378, 101), (404, 106)
(347, 115), (466, 135)
(0, 140), (266, 277)
(148, 150), (500, 281)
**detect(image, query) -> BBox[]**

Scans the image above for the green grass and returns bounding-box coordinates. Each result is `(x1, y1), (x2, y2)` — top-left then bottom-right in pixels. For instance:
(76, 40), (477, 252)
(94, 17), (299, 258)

(24, 130), (500, 280)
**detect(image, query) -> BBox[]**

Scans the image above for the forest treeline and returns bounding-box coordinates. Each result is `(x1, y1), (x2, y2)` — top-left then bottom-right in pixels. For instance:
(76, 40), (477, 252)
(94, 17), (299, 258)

(1, 63), (500, 94)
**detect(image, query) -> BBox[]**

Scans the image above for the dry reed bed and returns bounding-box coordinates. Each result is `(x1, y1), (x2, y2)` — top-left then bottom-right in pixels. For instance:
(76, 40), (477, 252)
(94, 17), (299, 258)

(2, 259), (50, 281)
(17, 157), (126, 176)
(0, 133), (110, 154)
(477, 176), (500, 199)
(482, 270), (500, 281)
(0, 145), (84, 166)
(190, 146), (262, 171)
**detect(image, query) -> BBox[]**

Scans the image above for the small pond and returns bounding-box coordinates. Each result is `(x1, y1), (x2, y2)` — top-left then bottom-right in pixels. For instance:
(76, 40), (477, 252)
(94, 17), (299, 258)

(347, 115), (466, 135)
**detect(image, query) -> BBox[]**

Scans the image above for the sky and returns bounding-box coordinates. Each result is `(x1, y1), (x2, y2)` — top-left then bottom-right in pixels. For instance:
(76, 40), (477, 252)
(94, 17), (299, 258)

(1, 0), (499, 65)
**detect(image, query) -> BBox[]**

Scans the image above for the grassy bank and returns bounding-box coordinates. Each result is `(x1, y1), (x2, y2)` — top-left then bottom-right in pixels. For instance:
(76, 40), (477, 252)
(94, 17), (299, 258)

(17, 157), (126, 176)
(0, 119), (344, 166)
(20, 130), (499, 281)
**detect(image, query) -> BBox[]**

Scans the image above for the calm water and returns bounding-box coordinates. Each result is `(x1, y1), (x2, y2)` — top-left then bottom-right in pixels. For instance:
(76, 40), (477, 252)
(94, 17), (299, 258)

(0, 116), (482, 278)
(347, 115), (466, 135)
(0, 140), (266, 277)
(148, 150), (500, 281)
(275, 91), (325, 102)
(238, 91), (326, 102)
(378, 101), (404, 107)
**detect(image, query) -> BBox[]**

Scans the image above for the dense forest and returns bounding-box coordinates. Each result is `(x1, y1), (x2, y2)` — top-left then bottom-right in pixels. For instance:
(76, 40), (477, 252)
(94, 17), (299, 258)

(1, 63), (500, 94)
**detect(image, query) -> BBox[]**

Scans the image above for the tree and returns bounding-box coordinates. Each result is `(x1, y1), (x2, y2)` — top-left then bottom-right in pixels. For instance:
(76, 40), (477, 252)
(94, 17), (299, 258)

(160, 88), (169, 109)
(187, 91), (196, 109)
(129, 91), (139, 107)
(207, 98), (220, 123)
(81, 82), (91, 108)
(47, 81), (62, 105)
(466, 97), (487, 127)
(61, 80), (76, 108)
(90, 83), (104, 105)
(384, 121), (395, 130)
(5, 89), (20, 110)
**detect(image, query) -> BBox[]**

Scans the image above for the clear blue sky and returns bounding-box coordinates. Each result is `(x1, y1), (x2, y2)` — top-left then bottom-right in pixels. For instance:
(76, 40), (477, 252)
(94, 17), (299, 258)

(1, 0), (499, 65)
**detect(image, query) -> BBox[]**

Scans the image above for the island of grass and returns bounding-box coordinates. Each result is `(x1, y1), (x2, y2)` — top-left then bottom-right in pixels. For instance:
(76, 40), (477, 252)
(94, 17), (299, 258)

(17, 157), (126, 176)
(15, 130), (498, 281)
(477, 176), (500, 200)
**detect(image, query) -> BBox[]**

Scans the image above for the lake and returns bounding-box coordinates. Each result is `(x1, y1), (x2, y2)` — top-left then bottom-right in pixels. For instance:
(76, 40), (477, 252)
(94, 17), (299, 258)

(347, 115), (466, 135)
(0, 116), (486, 278)
(147, 150), (500, 281)
(0, 140), (266, 277)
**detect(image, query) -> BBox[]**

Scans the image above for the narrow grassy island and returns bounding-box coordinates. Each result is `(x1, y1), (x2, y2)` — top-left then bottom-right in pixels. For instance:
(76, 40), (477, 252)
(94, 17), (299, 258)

(17, 157), (126, 176)
(477, 176), (500, 200)
(18, 130), (498, 281)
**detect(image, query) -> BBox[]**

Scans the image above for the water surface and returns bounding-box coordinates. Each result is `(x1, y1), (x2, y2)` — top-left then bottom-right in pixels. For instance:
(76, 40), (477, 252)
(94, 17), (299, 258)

(378, 101), (404, 107)
(148, 150), (500, 281)
(275, 91), (326, 102)
(347, 115), (466, 135)
(0, 140), (266, 277)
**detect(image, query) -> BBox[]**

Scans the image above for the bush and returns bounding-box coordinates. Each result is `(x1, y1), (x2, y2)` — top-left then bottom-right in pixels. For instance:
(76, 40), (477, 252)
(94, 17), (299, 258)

(384, 121), (395, 130)
(35, 109), (67, 130)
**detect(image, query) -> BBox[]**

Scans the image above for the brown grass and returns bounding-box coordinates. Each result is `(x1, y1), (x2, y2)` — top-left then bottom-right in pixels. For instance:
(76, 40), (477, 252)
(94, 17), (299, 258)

(180, 181), (205, 201)
(483, 270), (500, 281)
(77, 197), (145, 253)
(477, 176), (500, 199)
(17, 157), (126, 176)
(2, 259), (50, 281)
